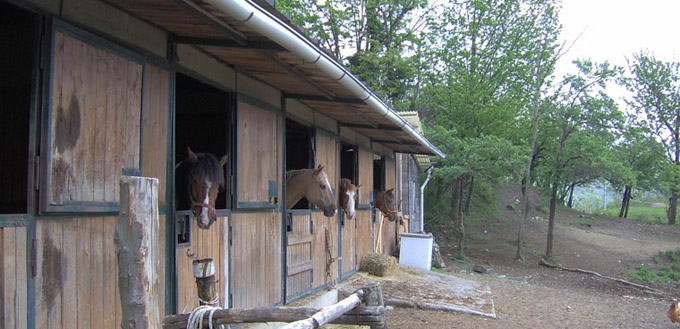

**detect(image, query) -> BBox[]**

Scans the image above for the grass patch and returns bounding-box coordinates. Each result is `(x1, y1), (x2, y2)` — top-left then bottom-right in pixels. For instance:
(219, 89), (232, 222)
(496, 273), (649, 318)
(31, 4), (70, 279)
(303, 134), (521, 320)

(623, 248), (680, 283)
(603, 200), (669, 225)
(577, 216), (605, 226)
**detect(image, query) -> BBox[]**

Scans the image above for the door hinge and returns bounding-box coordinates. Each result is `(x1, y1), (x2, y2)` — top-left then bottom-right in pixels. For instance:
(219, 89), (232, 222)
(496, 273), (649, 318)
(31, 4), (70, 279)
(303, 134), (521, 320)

(30, 238), (38, 277)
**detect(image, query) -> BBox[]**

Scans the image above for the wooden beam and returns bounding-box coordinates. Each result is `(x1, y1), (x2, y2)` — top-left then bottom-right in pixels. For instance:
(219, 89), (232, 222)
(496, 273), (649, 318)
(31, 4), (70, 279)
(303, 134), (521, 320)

(175, 36), (286, 51)
(340, 123), (402, 132)
(372, 139), (420, 146)
(284, 93), (366, 105)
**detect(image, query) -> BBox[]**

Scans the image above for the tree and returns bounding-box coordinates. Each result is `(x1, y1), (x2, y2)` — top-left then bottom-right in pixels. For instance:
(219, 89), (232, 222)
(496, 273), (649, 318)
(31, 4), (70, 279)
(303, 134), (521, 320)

(626, 53), (680, 225)
(539, 60), (623, 258)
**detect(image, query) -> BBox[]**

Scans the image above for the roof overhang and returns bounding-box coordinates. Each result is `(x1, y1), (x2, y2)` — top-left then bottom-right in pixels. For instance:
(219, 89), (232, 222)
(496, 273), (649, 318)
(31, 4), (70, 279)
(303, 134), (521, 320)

(104, 0), (444, 157)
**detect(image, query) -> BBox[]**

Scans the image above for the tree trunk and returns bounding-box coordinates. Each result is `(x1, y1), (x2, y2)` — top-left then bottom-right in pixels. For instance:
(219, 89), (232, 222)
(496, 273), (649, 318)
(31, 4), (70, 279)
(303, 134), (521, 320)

(457, 176), (465, 256)
(546, 184), (558, 257)
(669, 189), (678, 225)
(464, 175), (475, 213)
(618, 185), (629, 218)
(624, 189), (631, 218)
(566, 183), (575, 208)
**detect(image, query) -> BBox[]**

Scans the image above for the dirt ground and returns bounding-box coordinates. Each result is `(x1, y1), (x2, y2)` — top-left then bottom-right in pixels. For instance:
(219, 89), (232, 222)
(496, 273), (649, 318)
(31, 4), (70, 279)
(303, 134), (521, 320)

(385, 184), (680, 329)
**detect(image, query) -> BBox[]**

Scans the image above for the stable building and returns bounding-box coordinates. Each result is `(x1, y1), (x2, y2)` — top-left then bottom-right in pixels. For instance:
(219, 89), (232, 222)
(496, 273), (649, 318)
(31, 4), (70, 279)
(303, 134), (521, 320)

(0, 0), (443, 328)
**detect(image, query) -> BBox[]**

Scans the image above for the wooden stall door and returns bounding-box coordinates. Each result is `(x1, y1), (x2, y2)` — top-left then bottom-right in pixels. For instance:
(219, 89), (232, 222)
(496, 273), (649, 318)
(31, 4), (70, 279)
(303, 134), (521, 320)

(176, 214), (229, 311)
(231, 212), (282, 308)
(43, 30), (142, 213)
(1, 226), (28, 329)
(285, 212), (313, 302)
(383, 158), (397, 256)
(355, 148), (374, 266)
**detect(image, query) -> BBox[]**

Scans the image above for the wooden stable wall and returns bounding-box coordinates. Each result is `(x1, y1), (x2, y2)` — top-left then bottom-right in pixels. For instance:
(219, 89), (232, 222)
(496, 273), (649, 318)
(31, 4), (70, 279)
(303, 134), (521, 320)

(1, 226), (28, 329)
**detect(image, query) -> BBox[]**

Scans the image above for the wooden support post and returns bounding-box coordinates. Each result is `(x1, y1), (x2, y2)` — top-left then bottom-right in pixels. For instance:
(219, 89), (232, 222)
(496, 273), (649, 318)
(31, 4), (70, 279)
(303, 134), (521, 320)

(115, 176), (161, 329)
(363, 282), (386, 329)
(193, 258), (218, 305)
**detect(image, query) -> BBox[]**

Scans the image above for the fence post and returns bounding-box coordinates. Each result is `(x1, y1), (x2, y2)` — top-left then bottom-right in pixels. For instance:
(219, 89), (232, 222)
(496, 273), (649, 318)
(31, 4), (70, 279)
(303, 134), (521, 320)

(115, 176), (161, 329)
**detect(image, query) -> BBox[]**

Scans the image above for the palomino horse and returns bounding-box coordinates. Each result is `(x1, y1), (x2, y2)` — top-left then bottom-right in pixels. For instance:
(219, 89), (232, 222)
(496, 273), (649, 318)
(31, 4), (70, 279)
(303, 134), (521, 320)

(285, 165), (337, 217)
(176, 147), (228, 229)
(374, 188), (398, 221)
(340, 178), (361, 219)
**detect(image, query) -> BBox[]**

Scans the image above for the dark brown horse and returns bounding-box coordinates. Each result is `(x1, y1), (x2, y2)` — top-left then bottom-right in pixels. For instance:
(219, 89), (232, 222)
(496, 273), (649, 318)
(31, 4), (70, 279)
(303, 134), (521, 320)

(340, 178), (361, 219)
(176, 147), (228, 229)
(285, 165), (337, 217)
(374, 188), (398, 221)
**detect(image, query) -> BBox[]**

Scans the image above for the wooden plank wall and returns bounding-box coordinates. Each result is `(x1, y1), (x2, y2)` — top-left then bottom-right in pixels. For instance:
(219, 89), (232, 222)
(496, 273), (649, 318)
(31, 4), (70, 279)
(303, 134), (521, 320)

(1, 226), (28, 329)
(236, 101), (278, 205)
(311, 132), (339, 288)
(355, 148), (374, 266)
(340, 211), (357, 275)
(285, 213), (312, 300)
(34, 217), (121, 329)
(141, 64), (169, 204)
(47, 31), (142, 208)
(382, 159), (397, 256)
(230, 212), (281, 308)
(355, 211), (373, 268)
(176, 215), (229, 311)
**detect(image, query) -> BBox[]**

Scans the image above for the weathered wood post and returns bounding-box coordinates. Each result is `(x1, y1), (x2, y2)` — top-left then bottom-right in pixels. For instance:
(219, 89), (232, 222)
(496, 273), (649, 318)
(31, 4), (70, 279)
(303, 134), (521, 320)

(115, 176), (161, 329)
(193, 258), (218, 305)
(363, 282), (386, 329)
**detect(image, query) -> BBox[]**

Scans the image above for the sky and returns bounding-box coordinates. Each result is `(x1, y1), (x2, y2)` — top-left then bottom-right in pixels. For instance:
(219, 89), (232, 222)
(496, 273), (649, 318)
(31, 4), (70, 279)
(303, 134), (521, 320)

(555, 0), (680, 106)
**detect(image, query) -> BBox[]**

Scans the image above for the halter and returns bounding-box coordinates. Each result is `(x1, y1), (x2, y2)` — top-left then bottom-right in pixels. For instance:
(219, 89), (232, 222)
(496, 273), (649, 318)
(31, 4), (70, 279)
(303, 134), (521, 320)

(191, 199), (217, 221)
(380, 191), (398, 216)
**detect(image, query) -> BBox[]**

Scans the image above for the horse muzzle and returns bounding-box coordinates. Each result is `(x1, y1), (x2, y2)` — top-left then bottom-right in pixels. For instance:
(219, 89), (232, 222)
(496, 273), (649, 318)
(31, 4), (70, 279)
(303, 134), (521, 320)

(323, 205), (337, 217)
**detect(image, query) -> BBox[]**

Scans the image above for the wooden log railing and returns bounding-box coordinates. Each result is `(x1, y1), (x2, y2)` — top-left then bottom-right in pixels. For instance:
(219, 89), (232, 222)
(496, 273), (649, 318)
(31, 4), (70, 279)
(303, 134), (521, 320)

(163, 283), (388, 329)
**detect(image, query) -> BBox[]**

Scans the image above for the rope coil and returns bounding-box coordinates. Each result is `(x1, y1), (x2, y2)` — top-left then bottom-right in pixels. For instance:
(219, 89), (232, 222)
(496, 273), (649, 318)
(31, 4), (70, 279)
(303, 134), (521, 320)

(185, 293), (225, 329)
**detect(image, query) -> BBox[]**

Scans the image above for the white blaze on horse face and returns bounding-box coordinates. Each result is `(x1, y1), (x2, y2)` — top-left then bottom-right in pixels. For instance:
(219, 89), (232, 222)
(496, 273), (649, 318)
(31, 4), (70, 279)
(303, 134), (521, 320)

(345, 190), (356, 219)
(197, 180), (212, 227)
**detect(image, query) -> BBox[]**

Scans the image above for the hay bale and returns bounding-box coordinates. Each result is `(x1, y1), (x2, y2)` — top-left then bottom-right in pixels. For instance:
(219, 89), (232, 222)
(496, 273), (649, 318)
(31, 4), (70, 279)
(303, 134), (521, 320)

(360, 253), (397, 277)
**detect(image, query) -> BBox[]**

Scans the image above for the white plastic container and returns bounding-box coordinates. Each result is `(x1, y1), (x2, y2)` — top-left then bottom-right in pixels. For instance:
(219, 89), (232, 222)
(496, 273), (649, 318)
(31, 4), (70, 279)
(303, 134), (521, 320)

(398, 232), (433, 271)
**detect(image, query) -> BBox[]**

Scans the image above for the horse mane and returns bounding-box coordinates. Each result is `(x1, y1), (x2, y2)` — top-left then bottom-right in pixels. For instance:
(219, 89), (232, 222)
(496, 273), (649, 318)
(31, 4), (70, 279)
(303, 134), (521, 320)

(190, 152), (225, 188)
(285, 168), (310, 181)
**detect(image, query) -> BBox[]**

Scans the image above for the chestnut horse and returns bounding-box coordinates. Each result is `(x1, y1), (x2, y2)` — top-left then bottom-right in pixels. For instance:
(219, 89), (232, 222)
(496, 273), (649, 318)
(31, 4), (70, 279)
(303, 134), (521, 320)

(374, 188), (398, 221)
(176, 147), (228, 229)
(285, 165), (337, 217)
(340, 178), (361, 219)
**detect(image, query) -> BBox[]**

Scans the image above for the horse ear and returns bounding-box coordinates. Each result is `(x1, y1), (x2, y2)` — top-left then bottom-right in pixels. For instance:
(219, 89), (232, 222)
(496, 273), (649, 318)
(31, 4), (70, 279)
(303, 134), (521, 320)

(356, 184), (362, 189)
(187, 147), (198, 162)
(386, 188), (394, 194)
(314, 164), (325, 175)
(219, 154), (229, 167)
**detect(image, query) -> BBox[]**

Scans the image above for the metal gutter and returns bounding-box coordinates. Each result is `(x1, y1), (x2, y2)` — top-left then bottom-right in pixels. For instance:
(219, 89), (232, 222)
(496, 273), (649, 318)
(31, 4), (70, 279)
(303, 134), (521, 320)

(204, 0), (445, 158)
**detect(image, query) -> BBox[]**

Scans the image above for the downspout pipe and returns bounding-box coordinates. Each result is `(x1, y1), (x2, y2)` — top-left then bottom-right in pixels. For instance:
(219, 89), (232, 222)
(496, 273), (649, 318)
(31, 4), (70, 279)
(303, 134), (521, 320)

(420, 166), (433, 232)
(205, 0), (445, 158)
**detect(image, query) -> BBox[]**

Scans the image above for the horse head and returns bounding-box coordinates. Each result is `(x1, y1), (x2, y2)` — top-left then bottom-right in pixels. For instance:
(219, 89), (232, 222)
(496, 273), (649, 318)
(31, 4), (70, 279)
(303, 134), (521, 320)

(305, 165), (337, 217)
(180, 147), (228, 229)
(340, 178), (361, 219)
(375, 188), (397, 221)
